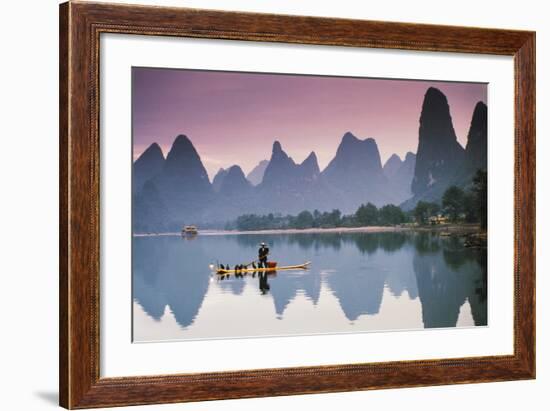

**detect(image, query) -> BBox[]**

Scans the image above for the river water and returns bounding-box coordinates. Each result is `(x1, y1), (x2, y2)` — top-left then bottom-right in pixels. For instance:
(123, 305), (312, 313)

(132, 231), (487, 342)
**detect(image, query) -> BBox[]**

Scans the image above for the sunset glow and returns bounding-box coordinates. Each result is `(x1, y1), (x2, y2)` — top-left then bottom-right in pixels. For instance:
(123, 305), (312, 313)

(133, 67), (487, 179)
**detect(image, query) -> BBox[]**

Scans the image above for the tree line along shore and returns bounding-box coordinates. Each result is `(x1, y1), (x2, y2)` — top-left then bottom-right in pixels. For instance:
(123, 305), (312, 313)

(226, 170), (487, 232)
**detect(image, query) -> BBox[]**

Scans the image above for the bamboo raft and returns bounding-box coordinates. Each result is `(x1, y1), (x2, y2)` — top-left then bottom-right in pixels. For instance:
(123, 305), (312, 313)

(215, 262), (311, 275)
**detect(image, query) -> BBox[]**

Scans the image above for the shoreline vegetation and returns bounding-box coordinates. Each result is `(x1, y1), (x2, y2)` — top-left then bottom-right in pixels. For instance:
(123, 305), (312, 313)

(135, 171), (487, 248)
(223, 170), (486, 233)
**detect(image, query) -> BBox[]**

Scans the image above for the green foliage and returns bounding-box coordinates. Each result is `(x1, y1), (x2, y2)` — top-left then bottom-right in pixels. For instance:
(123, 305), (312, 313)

(233, 209), (345, 231)
(355, 203), (379, 226)
(413, 201), (440, 225)
(472, 170), (488, 229)
(422, 170), (487, 228)
(317, 209), (342, 228)
(295, 210), (314, 229)
(442, 185), (466, 222)
(463, 191), (478, 223)
(339, 214), (357, 227)
(231, 203), (410, 231)
(230, 170), (488, 231)
(379, 204), (407, 226)
(234, 213), (289, 231)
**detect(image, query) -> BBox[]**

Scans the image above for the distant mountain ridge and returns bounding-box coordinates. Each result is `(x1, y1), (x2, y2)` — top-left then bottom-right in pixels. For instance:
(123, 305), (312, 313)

(212, 168), (229, 192)
(383, 152), (416, 205)
(411, 87), (465, 197)
(320, 132), (392, 211)
(133, 142), (164, 191)
(323, 132), (384, 181)
(219, 165), (252, 195)
(133, 135), (214, 232)
(133, 87), (487, 231)
(402, 88), (487, 209)
(246, 160), (269, 186)
(255, 141), (322, 215)
(464, 101), (488, 173)
(383, 154), (404, 180)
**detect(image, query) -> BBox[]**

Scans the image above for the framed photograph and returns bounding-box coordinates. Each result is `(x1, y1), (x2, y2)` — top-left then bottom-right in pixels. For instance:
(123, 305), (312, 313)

(59, 1), (535, 409)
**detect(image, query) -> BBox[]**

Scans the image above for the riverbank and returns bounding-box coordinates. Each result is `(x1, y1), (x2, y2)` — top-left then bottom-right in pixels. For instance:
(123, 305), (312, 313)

(133, 224), (482, 237)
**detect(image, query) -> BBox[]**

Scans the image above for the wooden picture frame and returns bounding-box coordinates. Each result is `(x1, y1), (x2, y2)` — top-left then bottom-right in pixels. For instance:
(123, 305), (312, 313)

(59, 1), (535, 408)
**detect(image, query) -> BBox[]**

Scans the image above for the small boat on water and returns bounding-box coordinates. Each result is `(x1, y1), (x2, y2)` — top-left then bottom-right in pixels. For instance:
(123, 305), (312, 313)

(214, 261), (311, 275)
(182, 225), (198, 235)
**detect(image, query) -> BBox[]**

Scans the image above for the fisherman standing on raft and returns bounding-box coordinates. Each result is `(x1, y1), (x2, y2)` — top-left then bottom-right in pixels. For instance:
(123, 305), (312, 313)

(258, 242), (269, 268)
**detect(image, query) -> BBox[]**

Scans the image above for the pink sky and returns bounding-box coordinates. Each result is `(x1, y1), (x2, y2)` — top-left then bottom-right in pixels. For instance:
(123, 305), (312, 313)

(133, 67), (487, 180)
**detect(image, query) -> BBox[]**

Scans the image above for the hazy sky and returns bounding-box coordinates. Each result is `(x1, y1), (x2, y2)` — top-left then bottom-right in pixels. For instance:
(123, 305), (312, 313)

(133, 67), (487, 180)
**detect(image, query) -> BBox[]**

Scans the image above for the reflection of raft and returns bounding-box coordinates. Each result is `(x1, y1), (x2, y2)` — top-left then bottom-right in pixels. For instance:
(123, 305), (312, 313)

(215, 262), (310, 275)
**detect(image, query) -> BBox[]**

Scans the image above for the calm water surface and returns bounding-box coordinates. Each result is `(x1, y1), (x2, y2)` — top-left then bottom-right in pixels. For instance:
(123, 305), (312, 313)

(132, 231), (487, 342)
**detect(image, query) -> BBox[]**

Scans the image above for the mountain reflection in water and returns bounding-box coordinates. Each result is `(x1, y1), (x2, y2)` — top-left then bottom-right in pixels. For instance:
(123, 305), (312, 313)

(132, 231), (487, 342)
